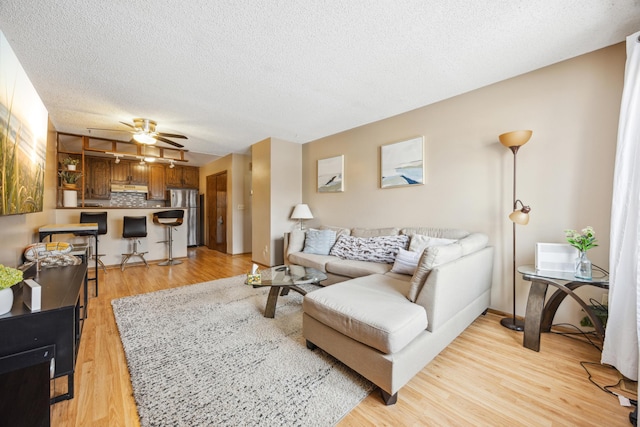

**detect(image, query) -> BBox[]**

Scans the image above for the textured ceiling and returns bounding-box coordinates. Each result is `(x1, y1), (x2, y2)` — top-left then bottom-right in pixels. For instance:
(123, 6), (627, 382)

(0, 1), (639, 164)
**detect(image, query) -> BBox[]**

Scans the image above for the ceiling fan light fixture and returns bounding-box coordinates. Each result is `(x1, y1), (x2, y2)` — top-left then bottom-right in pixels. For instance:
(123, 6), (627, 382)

(133, 132), (157, 145)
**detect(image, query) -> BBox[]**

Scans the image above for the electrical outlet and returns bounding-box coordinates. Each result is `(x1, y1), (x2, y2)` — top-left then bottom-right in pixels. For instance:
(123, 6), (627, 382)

(602, 292), (609, 306)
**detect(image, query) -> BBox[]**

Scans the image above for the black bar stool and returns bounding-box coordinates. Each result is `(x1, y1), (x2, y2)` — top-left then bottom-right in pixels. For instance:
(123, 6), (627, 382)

(75, 211), (108, 273)
(153, 210), (184, 266)
(121, 216), (149, 271)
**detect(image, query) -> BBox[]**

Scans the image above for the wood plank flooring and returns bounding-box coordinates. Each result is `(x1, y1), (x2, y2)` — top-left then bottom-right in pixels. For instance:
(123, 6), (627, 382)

(51, 247), (635, 426)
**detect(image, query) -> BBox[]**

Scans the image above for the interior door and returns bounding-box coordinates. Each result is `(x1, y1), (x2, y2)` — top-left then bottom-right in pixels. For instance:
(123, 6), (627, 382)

(206, 171), (227, 253)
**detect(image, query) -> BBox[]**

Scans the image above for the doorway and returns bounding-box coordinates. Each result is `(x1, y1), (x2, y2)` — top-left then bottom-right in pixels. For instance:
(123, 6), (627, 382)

(206, 171), (227, 253)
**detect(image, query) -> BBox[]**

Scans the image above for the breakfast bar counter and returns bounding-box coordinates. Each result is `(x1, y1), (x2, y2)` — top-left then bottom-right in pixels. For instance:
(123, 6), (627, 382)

(51, 208), (188, 268)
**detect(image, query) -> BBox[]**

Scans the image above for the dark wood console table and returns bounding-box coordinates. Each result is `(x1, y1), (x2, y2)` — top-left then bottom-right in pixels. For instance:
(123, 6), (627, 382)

(519, 265), (609, 352)
(0, 263), (88, 403)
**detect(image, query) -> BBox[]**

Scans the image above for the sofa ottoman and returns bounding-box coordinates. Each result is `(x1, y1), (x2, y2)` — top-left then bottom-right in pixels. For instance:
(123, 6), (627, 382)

(303, 274), (427, 354)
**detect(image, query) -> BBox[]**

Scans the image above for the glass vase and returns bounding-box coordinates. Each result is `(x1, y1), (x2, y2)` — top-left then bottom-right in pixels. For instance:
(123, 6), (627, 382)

(575, 251), (592, 280)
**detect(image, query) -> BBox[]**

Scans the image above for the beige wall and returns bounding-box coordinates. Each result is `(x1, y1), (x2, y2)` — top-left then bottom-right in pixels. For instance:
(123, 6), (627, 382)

(251, 137), (302, 266)
(200, 153), (251, 254)
(251, 138), (272, 265)
(270, 137), (303, 263)
(0, 120), (57, 267)
(302, 43), (625, 325)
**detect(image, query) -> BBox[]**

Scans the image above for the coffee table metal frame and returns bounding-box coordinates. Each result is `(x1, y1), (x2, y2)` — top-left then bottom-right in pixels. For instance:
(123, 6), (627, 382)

(248, 265), (327, 318)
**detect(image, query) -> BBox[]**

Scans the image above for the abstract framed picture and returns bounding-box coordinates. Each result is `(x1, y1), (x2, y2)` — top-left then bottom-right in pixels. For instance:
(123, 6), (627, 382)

(380, 136), (424, 188)
(0, 32), (48, 215)
(317, 155), (344, 193)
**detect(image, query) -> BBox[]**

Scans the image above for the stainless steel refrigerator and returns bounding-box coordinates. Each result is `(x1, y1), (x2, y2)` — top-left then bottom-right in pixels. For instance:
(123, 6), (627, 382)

(167, 189), (200, 246)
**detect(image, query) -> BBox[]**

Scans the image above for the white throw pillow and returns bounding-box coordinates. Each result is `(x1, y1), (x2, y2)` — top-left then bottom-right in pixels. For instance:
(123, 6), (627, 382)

(302, 229), (337, 255)
(288, 230), (306, 253)
(409, 234), (457, 254)
(390, 248), (421, 275)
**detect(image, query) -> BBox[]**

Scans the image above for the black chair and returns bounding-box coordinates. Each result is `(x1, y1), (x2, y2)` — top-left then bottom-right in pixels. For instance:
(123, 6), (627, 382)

(153, 210), (185, 266)
(75, 211), (108, 273)
(121, 216), (149, 271)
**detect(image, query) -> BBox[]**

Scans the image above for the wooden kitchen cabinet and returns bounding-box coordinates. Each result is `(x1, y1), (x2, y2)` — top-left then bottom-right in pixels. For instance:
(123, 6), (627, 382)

(84, 157), (112, 199)
(111, 161), (129, 184)
(148, 163), (166, 200)
(111, 160), (149, 185)
(166, 165), (199, 189)
(182, 166), (199, 188)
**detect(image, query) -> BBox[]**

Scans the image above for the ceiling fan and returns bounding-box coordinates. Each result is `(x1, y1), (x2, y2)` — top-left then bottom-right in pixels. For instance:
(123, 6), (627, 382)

(88, 118), (187, 148)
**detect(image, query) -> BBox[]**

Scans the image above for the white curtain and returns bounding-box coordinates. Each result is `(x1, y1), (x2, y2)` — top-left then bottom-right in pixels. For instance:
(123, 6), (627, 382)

(601, 31), (640, 381)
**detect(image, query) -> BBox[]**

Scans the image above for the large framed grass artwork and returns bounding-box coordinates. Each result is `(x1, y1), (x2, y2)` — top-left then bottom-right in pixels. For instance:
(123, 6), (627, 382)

(318, 155), (344, 193)
(0, 31), (48, 215)
(380, 136), (424, 189)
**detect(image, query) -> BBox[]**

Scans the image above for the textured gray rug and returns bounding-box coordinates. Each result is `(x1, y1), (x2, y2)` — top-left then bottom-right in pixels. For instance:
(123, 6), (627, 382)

(112, 275), (373, 426)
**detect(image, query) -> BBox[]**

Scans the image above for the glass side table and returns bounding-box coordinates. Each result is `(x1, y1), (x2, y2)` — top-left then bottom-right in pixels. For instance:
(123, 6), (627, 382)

(518, 265), (609, 352)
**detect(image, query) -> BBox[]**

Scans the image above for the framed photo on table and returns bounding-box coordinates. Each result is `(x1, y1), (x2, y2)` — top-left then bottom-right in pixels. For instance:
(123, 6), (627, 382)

(380, 136), (424, 188)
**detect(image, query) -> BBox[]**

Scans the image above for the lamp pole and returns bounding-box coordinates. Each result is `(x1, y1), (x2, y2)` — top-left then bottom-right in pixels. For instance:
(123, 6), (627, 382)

(498, 130), (532, 332)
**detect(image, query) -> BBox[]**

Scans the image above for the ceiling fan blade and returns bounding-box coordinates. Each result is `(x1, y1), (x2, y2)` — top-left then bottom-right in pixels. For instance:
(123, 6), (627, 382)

(119, 121), (136, 129)
(155, 136), (185, 148)
(157, 132), (188, 139)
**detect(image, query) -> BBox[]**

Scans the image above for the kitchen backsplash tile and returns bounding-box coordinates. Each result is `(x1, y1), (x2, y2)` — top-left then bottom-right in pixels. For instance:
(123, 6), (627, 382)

(110, 192), (149, 208)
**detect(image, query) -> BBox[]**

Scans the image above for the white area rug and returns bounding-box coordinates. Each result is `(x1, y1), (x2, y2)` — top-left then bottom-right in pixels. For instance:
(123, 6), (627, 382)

(112, 276), (373, 426)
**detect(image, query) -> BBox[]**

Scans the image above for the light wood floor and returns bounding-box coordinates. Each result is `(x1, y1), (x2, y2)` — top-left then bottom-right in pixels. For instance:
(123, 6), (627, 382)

(52, 247), (635, 426)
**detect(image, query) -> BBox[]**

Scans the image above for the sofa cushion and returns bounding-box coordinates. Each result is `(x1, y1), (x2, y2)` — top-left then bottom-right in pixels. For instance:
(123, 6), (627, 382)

(351, 227), (400, 237)
(407, 243), (464, 302)
(326, 259), (391, 278)
(458, 232), (489, 256)
(303, 229), (337, 255)
(421, 243), (463, 269)
(408, 234), (457, 253)
(401, 227), (469, 240)
(303, 274), (428, 353)
(390, 248), (421, 275)
(320, 225), (351, 238)
(329, 234), (409, 264)
(288, 252), (341, 272)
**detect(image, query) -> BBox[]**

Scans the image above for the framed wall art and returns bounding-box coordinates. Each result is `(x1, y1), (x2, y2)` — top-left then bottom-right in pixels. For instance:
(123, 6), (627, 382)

(380, 136), (424, 189)
(317, 155), (344, 193)
(0, 31), (48, 215)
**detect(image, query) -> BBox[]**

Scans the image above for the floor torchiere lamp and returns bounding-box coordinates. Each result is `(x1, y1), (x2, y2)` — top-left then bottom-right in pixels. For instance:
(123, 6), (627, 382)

(499, 130), (533, 332)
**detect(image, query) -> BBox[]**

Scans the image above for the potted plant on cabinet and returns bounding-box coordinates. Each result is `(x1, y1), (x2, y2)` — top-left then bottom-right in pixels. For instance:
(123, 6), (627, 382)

(0, 264), (22, 315)
(62, 156), (80, 171)
(58, 170), (82, 189)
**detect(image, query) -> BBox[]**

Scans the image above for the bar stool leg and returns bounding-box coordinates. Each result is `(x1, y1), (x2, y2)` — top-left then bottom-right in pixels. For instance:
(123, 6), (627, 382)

(89, 235), (107, 274)
(121, 239), (149, 271)
(159, 226), (182, 266)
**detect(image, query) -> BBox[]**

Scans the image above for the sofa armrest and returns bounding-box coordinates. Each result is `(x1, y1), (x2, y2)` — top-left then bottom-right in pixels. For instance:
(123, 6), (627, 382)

(283, 232), (291, 265)
(414, 246), (494, 332)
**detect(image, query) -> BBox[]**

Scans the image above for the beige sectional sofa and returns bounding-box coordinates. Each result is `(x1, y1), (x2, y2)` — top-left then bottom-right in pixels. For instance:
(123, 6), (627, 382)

(283, 226), (494, 404)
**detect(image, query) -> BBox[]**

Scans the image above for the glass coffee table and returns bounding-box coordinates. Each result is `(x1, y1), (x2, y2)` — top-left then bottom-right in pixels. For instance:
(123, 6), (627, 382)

(247, 265), (327, 318)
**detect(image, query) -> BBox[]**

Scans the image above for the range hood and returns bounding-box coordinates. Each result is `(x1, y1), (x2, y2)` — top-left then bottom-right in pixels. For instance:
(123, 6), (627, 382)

(111, 184), (148, 193)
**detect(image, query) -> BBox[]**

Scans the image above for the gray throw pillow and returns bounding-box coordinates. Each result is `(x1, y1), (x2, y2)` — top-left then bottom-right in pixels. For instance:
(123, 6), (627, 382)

(302, 229), (337, 255)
